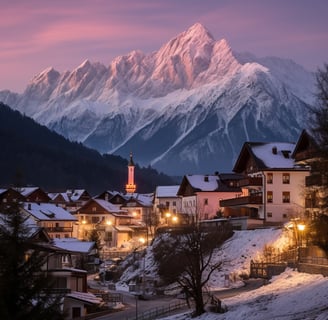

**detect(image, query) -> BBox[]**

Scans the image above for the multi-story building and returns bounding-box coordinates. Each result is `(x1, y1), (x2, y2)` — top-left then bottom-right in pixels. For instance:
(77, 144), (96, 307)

(220, 142), (310, 224)
(177, 173), (243, 221)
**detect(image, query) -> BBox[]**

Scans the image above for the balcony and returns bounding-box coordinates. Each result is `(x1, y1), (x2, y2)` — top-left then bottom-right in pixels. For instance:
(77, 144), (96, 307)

(238, 177), (263, 188)
(220, 195), (263, 207)
(45, 226), (73, 233)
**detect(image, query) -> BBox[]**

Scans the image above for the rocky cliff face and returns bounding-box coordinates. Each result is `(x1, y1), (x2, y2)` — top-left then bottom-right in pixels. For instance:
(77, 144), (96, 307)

(0, 23), (315, 175)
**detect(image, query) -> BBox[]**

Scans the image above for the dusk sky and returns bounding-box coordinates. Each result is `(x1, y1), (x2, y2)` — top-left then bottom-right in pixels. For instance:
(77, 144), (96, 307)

(1, 0), (327, 93)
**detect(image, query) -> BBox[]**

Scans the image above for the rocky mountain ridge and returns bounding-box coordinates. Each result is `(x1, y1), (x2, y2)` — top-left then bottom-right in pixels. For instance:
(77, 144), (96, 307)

(0, 23), (315, 175)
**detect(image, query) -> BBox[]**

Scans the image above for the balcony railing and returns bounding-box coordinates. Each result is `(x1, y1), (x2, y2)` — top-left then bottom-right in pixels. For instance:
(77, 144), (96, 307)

(220, 195), (263, 207)
(45, 226), (73, 233)
(238, 177), (263, 187)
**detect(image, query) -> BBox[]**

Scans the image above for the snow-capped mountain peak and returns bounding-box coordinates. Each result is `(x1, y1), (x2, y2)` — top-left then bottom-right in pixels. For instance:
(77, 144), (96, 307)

(0, 23), (315, 175)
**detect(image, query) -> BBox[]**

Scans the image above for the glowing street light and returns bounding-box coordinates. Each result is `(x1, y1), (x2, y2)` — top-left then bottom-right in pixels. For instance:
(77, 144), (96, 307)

(297, 222), (306, 247)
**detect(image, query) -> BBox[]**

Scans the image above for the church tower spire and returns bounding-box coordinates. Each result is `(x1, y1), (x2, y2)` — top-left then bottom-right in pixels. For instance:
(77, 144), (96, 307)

(125, 152), (136, 194)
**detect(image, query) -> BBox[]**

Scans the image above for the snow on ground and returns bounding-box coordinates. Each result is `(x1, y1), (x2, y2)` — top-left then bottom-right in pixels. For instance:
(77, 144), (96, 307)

(118, 227), (292, 291)
(116, 227), (328, 319)
(159, 269), (328, 320)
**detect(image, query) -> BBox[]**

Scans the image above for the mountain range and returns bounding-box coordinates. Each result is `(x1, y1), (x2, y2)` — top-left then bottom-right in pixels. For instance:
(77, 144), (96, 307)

(0, 23), (315, 175)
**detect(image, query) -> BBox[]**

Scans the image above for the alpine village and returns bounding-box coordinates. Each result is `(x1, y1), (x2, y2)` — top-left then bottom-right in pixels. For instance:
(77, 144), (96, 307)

(1, 124), (328, 319)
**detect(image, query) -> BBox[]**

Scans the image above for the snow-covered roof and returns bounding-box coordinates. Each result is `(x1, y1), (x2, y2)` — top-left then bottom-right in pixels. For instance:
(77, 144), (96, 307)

(65, 291), (102, 305)
(52, 238), (94, 253)
(124, 193), (154, 206)
(48, 192), (71, 202)
(23, 202), (77, 221)
(156, 186), (180, 197)
(251, 142), (295, 169)
(186, 175), (219, 191)
(0, 188), (7, 195)
(93, 199), (127, 213)
(19, 187), (39, 197)
(67, 189), (87, 201)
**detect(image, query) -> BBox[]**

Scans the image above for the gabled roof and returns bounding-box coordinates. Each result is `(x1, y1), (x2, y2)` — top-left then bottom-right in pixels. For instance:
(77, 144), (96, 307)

(18, 187), (40, 197)
(233, 142), (296, 172)
(48, 192), (71, 203)
(155, 186), (180, 198)
(52, 238), (95, 254)
(22, 202), (77, 221)
(292, 129), (320, 161)
(67, 189), (90, 201)
(92, 198), (127, 213)
(177, 174), (241, 196)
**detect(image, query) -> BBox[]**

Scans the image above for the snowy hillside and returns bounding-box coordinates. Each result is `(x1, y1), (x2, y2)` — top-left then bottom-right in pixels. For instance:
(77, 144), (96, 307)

(0, 23), (315, 175)
(118, 228), (328, 320)
(118, 228), (291, 290)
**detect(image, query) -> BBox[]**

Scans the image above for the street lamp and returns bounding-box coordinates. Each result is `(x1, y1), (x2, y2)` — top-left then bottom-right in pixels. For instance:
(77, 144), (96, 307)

(165, 212), (171, 225)
(297, 222), (306, 247)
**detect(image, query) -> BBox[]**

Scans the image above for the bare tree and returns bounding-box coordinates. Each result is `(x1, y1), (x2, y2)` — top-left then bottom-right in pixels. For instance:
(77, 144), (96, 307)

(153, 220), (233, 316)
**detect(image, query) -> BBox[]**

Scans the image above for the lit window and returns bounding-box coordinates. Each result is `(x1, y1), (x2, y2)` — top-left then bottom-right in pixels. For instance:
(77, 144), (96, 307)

(282, 173), (290, 184)
(267, 173), (273, 184)
(267, 212), (272, 218)
(267, 191), (273, 203)
(282, 192), (290, 203)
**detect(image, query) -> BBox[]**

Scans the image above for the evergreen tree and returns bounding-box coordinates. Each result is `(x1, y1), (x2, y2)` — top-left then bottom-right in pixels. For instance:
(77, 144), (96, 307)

(0, 203), (64, 320)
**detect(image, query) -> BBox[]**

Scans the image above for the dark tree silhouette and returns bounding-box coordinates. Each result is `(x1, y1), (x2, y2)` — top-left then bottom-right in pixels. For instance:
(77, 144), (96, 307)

(0, 203), (64, 320)
(153, 221), (233, 316)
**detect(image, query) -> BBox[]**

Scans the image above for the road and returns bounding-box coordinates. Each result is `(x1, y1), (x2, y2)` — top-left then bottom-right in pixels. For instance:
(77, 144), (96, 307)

(91, 278), (265, 320)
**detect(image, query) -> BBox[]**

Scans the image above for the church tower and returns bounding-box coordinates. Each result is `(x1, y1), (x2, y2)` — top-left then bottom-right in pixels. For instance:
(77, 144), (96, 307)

(125, 152), (136, 194)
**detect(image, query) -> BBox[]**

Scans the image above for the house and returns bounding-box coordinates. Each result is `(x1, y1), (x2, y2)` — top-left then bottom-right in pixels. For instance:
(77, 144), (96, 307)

(0, 213), (102, 319)
(76, 198), (134, 247)
(48, 192), (71, 209)
(17, 186), (51, 202)
(153, 185), (182, 225)
(66, 189), (92, 211)
(292, 130), (328, 219)
(177, 173), (243, 221)
(0, 187), (25, 211)
(21, 202), (78, 238)
(220, 141), (310, 225)
(52, 237), (98, 272)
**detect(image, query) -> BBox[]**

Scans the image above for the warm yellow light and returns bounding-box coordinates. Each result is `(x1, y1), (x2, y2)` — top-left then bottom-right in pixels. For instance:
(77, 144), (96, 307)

(81, 219), (87, 225)
(106, 220), (112, 225)
(165, 212), (171, 218)
(139, 237), (145, 244)
(172, 216), (178, 223)
(132, 211), (137, 217)
(297, 223), (305, 232)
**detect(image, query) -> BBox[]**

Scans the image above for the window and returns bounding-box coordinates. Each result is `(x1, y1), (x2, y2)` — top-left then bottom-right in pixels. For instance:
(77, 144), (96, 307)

(282, 173), (290, 184)
(165, 201), (170, 207)
(173, 201), (176, 206)
(267, 191), (273, 203)
(282, 192), (290, 203)
(282, 214), (287, 219)
(204, 198), (208, 205)
(267, 212), (272, 218)
(267, 173), (273, 184)
(92, 206), (97, 212)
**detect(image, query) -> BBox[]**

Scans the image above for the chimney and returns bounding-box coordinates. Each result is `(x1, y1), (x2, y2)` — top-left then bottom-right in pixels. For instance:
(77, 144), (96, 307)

(272, 146), (277, 155)
(204, 175), (209, 182)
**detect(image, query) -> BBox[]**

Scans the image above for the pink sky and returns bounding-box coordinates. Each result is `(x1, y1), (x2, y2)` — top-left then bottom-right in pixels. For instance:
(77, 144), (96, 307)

(1, 0), (327, 92)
